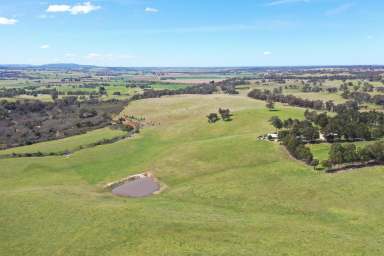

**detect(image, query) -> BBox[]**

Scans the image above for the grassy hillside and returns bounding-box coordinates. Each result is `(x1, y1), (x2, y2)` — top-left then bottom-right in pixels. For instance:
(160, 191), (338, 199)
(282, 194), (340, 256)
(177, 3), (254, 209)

(1, 94), (384, 255)
(0, 127), (127, 156)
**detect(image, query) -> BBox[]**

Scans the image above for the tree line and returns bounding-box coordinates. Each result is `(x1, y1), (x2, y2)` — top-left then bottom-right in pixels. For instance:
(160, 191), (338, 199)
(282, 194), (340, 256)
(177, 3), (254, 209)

(303, 109), (384, 142)
(248, 88), (359, 112)
(322, 141), (384, 171)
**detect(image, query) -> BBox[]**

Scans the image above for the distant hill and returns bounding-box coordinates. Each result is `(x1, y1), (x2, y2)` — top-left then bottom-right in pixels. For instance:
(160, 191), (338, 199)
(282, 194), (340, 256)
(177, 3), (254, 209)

(39, 63), (96, 70)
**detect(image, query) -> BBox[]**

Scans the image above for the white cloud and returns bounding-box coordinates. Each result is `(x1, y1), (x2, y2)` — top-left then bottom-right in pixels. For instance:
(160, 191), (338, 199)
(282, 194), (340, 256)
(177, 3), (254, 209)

(70, 2), (101, 15)
(267, 0), (309, 6)
(0, 17), (18, 25)
(40, 44), (50, 49)
(47, 2), (100, 15)
(325, 3), (354, 16)
(145, 7), (159, 13)
(264, 51), (272, 55)
(47, 4), (71, 13)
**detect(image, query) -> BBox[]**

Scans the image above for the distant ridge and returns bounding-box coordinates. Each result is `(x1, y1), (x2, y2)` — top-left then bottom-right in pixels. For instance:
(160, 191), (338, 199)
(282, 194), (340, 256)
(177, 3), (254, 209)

(0, 63), (383, 73)
(39, 63), (96, 70)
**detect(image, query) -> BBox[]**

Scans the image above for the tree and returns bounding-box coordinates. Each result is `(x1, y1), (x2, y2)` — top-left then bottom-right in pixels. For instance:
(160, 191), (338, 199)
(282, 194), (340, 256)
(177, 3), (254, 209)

(343, 144), (358, 163)
(266, 98), (275, 110)
(207, 113), (219, 123)
(315, 112), (329, 128)
(218, 108), (231, 121)
(50, 90), (59, 101)
(325, 101), (335, 112)
(321, 160), (332, 170)
(310, 159), (320, 170)
(329, 143), (345, 165)
(295, 145), (313, 164)
(269, 116), (283, 131)
(99, 86), (107, 95)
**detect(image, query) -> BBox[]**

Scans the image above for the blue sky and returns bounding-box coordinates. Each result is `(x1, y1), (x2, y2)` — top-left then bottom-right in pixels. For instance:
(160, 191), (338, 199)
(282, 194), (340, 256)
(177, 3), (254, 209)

(0, 0), (383, 66)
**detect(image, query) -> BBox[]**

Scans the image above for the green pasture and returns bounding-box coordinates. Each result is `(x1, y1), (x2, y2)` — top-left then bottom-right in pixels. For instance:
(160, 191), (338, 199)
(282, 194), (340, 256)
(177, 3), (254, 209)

(1, 94), (384, 255)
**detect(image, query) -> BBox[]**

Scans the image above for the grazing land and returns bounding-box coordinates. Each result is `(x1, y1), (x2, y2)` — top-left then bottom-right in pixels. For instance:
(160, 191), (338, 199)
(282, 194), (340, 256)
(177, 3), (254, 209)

(1, 66), (384, 255)
(0, 127), (127, 156)
(1, 91), (384, 255)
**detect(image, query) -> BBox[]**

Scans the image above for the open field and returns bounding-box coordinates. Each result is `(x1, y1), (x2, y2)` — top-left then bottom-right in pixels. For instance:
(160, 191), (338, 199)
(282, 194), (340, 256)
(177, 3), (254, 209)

(2, 94), (384, 255)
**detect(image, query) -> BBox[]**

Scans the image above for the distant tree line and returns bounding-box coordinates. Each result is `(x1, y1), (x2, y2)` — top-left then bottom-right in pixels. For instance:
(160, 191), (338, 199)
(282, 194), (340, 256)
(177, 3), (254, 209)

(341, 91), (384, 106)
(248, 88), (360, 112)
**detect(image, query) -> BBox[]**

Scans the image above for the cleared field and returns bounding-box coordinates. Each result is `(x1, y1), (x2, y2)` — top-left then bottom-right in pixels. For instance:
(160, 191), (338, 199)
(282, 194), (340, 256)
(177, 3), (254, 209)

(1, 94), (384, 255)
(0, 127), (127, 156)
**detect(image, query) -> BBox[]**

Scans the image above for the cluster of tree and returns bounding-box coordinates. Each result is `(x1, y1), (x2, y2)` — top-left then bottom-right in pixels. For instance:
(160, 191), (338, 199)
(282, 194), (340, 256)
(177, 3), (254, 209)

(248, 89), (323, 110)
(207, 108), (232, 123)
(132, 83), (217, 100)
(301, 83), (322, 93)
(326, 87), (338, 93)
(278, 130), (314, 164)
(0, 87), (55, 98)
(0, 98), (128, 149)
(267, 116), (317, 165)
(341, 91), (384, 106)
(304, 109), (384, 142)
(271, 116), (320, 143)
(322, 141), (384, 169)
(214, 78), (249, 94)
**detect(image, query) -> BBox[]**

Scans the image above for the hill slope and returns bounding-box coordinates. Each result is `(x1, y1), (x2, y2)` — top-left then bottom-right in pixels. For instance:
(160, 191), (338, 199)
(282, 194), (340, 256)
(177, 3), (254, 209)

(1, 95), (384, 255)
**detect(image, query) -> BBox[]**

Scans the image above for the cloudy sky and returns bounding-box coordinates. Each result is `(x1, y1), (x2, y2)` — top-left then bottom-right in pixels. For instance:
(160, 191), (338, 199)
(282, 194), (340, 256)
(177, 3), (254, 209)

(0, 0), (383, 66)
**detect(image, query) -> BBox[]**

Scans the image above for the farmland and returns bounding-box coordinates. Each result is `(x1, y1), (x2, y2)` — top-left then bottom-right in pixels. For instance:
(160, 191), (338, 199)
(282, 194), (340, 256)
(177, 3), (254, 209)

(1, 91), (384, 255)
(1, 65), (384, 255)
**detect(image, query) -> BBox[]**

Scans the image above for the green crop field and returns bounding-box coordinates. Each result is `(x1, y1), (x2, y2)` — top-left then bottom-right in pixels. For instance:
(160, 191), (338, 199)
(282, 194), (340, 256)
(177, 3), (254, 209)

(1, 94), (384, 255)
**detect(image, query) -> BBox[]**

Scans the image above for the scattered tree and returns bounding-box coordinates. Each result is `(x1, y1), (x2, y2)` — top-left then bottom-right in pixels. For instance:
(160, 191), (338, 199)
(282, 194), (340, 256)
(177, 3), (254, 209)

(207, 113), (219, 124)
